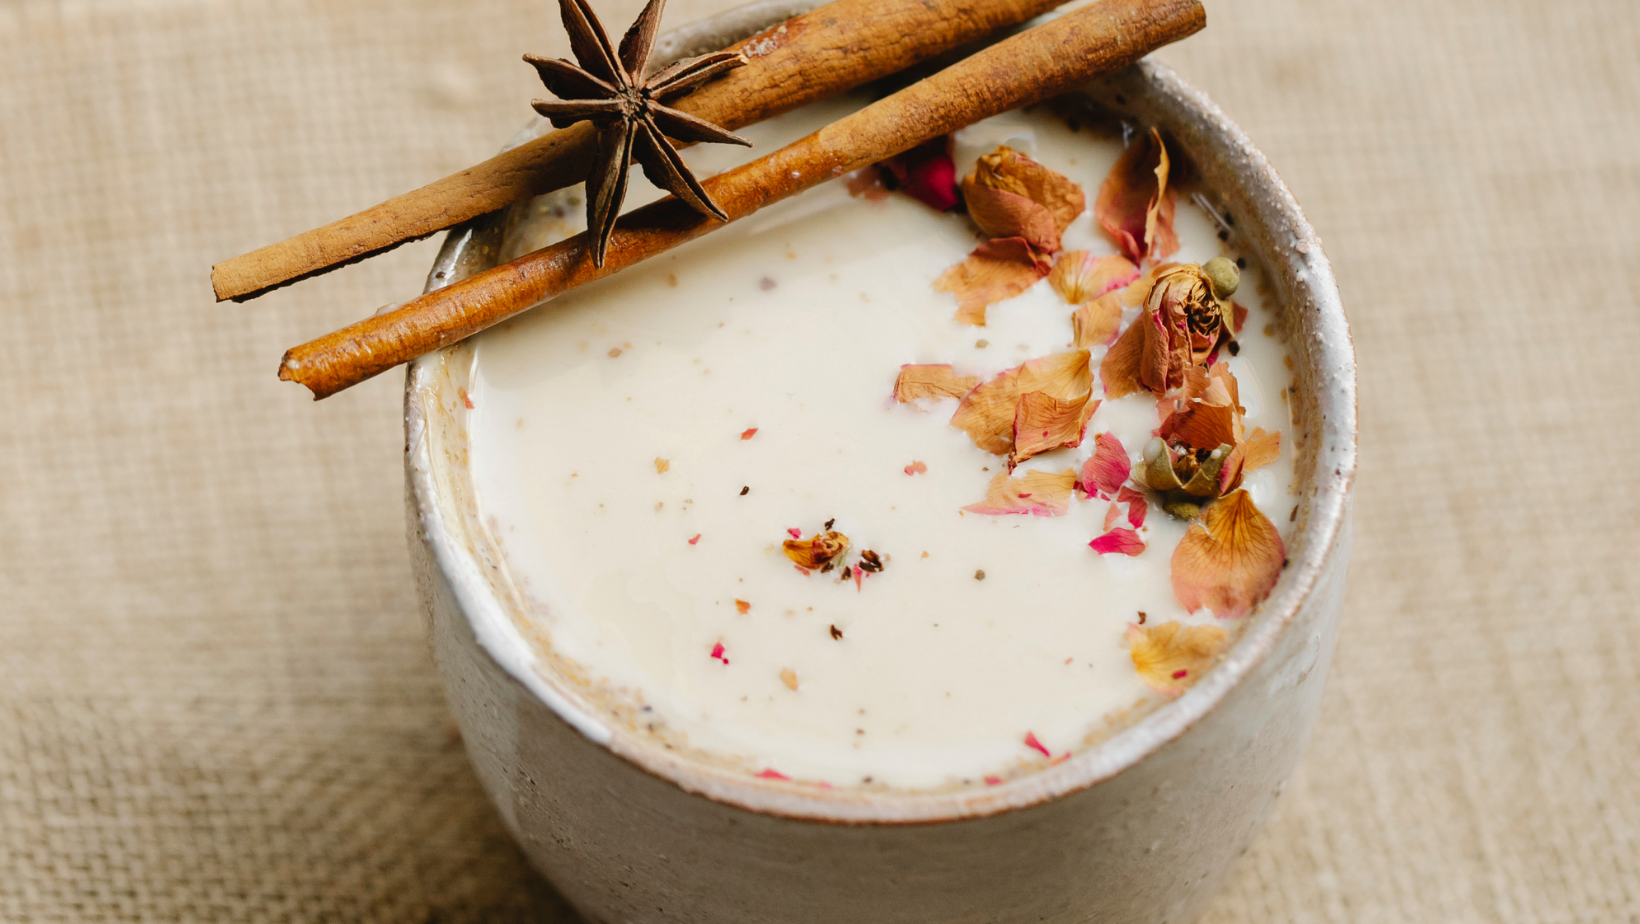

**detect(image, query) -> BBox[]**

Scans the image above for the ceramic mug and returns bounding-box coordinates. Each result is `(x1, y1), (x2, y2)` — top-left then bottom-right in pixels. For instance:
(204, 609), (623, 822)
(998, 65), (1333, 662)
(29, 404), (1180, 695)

(405, 3), (1356, 920)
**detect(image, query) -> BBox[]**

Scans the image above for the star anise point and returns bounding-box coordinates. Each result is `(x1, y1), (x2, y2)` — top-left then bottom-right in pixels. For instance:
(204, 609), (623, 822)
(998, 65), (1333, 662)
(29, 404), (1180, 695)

(529, 0), (750, 266)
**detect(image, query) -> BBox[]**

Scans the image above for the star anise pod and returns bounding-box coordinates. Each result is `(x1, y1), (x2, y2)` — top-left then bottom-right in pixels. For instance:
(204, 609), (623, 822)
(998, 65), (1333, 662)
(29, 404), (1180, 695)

(526, 0), (750, 266)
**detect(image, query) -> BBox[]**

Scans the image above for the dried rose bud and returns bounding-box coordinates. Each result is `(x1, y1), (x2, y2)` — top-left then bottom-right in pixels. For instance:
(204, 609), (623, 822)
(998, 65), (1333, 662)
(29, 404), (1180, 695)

(959, 146), (1085, 254)
(783, 531), (851, 571)
(882, 137), (959, 211)
(1101, 263), (1235, 397)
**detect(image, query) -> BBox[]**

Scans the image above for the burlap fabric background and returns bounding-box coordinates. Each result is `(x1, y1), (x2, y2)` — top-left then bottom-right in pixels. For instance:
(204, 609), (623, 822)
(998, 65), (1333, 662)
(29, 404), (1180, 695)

(2, 0), (1636, 919)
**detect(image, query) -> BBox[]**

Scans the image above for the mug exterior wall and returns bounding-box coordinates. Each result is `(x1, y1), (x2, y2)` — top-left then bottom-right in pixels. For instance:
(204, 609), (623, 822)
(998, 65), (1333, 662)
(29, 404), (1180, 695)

(410, 481), (1349, 924)
(405, 5), (1356, 919)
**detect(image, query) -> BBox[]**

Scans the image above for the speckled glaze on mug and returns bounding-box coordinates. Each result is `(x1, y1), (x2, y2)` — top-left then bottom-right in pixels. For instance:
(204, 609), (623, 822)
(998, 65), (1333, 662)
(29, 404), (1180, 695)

(404, 4), (1357, 921)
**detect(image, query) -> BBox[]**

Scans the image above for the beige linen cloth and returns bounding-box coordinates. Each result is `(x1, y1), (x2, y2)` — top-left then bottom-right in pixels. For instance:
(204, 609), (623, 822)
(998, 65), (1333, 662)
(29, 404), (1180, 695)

(1, 0), (1636, 919)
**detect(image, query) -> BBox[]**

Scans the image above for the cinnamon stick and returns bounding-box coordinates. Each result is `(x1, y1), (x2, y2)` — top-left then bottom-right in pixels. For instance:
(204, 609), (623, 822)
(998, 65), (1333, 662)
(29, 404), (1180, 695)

(280, 0), (1204, 398)
(213, 0), (1076, 302)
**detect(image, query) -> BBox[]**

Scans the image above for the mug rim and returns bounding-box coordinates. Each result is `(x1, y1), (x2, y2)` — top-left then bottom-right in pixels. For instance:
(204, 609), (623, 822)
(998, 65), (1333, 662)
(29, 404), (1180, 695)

(405, 0), (1358, 826)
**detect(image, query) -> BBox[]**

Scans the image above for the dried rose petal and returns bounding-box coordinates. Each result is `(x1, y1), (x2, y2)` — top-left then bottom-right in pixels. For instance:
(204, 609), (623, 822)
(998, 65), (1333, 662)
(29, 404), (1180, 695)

(905, 460), (928, 476)
(779, 668), (798, 691)
(934, 237), (1052, 326)
(1071, 292), (1124, 350)
(1127, 620), (1227, 695)
(1242, 427), (1281, 471)
(1079, 432), (1130, 498)
(783, 531), (851, 570)
(1217, 445), (1246, 496)
(1023, 731), (1051, 757)
(735, 599), (751, 615)
(654, 457), (670, 473)
(963, 184), (1059, 253)
(1103, 501), (1122, 531)
(894, 364), (980, 403)
(1180, 363), (1213, 400)
(883, 137), (958, 211)
(741, 427), (759, 440)
(1098, 312), (1148, 399)
(1201, 362), (1239, 407)
(1118, 485), (1149, 528)
(688, 533), (701, 545)
(1171, 490), (1285, 619)
(952, 351), (1091, 454)
(1157, 365), (1211, 428)
(966, 145), (1086, 241)
(1095, 127), (1179, 264)
(1090, 528), (1146, 556)
(963, 469), (1078, 517)
(755, 768), (790, 780)
(1120, 261), (1167, 308)
(710, 641), (729, 664)
(1161, 402), (1239, 452)
(1050, 251), (1139, 305)
(1010, 391), (1099, 468)
(1161, 362), (1245, 451)
(1218, 427), (1281, 493)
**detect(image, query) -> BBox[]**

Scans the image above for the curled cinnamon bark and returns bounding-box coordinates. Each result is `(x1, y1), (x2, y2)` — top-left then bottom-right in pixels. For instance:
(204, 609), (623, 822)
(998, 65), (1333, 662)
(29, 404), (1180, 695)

(212, 0), (1080, 302)
(279, 0), (1206, 398)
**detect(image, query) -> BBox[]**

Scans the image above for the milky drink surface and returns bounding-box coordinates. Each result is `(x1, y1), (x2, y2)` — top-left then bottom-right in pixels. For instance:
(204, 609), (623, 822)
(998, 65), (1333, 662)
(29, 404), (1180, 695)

(467, 96), (1296, 790)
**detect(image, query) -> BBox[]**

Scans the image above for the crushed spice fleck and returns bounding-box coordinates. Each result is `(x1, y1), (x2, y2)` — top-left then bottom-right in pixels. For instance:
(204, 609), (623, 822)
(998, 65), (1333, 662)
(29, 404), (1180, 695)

(783, 531), (851, 571)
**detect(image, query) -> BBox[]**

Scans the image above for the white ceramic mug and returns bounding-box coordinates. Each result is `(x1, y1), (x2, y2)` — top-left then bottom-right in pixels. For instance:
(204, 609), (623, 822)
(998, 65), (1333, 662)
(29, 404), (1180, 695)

(405, 4), (1356, 920)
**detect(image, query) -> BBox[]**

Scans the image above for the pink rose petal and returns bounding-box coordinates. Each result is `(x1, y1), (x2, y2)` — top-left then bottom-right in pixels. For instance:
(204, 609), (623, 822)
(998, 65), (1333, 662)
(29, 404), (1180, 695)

(1080, 433), (1130, 499)
(1090, 528), (1146, 556)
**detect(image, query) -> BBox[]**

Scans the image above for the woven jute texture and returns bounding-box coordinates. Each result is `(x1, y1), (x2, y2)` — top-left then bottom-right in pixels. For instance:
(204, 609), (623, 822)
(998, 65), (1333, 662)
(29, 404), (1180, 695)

(2, 0), (1636, 920)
